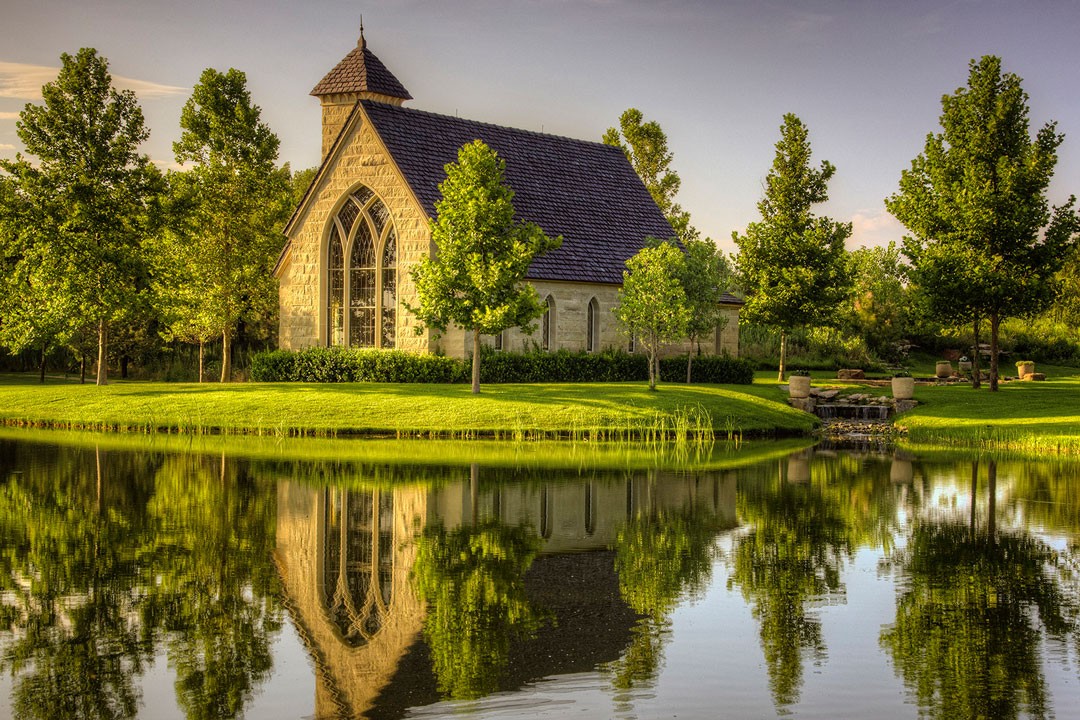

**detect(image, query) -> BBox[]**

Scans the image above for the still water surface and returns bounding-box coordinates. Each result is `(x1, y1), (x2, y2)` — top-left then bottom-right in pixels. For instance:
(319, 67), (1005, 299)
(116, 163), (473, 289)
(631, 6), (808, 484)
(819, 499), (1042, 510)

(1, 434), (1079, 719)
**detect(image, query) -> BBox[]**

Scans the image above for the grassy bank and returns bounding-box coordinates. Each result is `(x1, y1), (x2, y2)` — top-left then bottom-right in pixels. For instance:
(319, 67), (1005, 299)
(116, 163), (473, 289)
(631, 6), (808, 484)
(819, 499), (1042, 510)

(890, 363), (1080, 455)
(0, 375), (816, 439)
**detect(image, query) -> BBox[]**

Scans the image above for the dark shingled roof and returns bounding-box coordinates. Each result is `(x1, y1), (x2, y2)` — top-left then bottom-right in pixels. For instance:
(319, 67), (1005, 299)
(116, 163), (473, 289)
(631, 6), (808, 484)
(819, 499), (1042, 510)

(311, 38), (412, 100)
(362, 100), (674, 284)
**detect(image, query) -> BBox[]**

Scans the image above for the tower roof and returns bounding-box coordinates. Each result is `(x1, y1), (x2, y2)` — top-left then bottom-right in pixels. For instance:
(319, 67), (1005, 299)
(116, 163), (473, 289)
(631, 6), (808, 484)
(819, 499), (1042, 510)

(311, 30), (412, 100)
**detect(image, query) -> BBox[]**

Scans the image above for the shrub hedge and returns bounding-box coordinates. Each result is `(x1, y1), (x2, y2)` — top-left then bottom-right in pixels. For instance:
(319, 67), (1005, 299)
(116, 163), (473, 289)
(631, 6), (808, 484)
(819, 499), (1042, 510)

(251, 347), (754, 385)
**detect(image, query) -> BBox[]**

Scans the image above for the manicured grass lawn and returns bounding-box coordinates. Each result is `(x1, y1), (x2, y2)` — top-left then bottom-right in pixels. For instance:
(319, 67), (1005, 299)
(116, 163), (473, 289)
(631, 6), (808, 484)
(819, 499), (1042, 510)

(0, 375), (816, 438)
(894, 363), (1080, 454)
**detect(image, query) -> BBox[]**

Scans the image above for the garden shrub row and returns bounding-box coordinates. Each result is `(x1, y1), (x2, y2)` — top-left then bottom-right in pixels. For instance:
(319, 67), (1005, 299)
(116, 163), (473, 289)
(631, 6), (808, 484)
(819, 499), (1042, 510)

(251, 346), (754, 385)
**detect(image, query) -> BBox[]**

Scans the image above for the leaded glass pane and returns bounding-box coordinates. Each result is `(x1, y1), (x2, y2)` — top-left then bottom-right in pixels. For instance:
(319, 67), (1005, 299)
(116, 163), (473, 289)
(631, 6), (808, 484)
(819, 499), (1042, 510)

(369, 197), (390, 240)
(350, 307), (375, 347)
(350, 220), (377, 347)
(338, 199), (360, 238)
(328, 228), (345, 346)
(351, 186), (374, 209)
(381, 230), (397, 348)
(587, 299), (597, 352)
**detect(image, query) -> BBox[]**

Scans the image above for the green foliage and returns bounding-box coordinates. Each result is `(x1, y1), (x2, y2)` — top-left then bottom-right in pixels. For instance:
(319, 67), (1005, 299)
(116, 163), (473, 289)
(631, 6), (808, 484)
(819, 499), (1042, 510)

(0, 48), (163, 385)
(734, 114), (852, 380)
(603, 108), (696, 241)
(843, 242), (915, 356)
(252, 346), (756, 386)
(250, 347), (466, 383)
(411, 521), (543, 699)
(170, 67), (292, 382)
(616, 242), (691, 390)
(887, 55), (1079, 391)
(409, 140), (561, 393)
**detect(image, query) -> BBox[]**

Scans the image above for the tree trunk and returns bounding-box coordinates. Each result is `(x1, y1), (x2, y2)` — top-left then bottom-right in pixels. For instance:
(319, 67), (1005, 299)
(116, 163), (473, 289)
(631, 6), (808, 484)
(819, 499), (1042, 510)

(989, 312), (1000, 392)
(777, 330), (787, 382)
(96, 318), (108, 386)
(220, 328), (232, 383)
(686, 339), (694, 384)
(647, 349), (657, 391)
(38, 341), (47, 383)
(198, 340), (205, 383)
(971, 313), (982, 390)
(80, 353), (86, 384)
(121, 355), (129, 379)
(970, 460), (978, 534)
(987, 460), (997, 541)
(471, 329), (481, 394)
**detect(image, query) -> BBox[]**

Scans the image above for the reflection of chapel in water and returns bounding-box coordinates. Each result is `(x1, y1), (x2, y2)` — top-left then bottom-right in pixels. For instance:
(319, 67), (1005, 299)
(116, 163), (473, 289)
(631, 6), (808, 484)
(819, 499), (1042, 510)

(274, 468), (736, 719)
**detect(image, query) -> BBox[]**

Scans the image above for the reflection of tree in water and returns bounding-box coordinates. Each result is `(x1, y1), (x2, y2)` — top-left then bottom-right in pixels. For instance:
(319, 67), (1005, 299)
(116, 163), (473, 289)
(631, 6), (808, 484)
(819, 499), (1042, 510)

(607, 479), (724, 691)
(727, 455), (899, 709)
(0, 443), (160, 720)
(0, 443), (282, 720)
(147, 453), (281, 720)
(881, 461), (1076, 720)
(411, 521), (543, 700)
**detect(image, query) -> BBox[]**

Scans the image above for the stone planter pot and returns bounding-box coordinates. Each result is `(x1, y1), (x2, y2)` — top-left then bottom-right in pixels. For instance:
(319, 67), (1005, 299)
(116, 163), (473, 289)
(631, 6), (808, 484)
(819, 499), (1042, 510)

(1016, 361), (1035, 378)
(788, 375), (811, 398)
(891, 376), (915, 400)
(958, 360), (972, 375)
(935, 360), (953, 378)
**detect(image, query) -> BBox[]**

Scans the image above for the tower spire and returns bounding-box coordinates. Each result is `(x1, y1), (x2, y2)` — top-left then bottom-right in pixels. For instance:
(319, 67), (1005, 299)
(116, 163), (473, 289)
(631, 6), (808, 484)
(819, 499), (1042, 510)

(358, 16), (365, 48)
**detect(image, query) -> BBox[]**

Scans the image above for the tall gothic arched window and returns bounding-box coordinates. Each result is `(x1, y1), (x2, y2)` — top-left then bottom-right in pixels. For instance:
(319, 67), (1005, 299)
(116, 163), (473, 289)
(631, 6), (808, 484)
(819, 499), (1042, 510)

(542, 295), (555, 351)
(326, 186), (397, 348)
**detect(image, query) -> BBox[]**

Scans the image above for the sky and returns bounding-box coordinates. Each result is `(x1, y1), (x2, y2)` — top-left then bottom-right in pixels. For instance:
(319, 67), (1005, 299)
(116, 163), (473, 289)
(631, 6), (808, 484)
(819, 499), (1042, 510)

(2, 0), (1080, 253)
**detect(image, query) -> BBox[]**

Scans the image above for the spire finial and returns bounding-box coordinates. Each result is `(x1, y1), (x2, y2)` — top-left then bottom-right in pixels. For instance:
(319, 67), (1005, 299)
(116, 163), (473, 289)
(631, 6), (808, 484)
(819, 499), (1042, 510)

(358, 16), (366, 49)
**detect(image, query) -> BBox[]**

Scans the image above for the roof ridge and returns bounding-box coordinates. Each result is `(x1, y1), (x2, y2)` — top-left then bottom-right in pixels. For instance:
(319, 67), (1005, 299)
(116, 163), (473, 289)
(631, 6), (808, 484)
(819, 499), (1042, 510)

(360, 99), (625, 154)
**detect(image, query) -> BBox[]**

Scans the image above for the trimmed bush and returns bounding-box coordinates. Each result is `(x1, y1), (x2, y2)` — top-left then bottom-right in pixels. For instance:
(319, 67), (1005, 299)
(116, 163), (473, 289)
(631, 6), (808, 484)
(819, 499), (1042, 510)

(251, 347), (755, 385)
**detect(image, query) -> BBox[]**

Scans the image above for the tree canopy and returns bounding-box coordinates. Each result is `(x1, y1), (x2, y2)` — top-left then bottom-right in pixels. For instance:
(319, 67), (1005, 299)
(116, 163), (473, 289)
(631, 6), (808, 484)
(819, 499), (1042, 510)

(171, 67), (292, 382)
(887, 55), (1078, 390)
(604, 108), (697, 241)
(409, 140), (561, 393)
(733, 113), (851, 380)
(0, 48), (162, 385)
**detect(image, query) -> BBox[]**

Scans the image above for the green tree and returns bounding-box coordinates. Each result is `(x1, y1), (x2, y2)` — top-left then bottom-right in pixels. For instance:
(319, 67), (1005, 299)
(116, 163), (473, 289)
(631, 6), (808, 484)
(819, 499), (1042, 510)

(886, 56), (1078, 391)
(603, 108), (697, 241)
(615, 242), (690, 390)
(0, 48), (161, 385)
(411, 521), (542, 699)
(733, 114), (852, 381)
(173, 67), (291, 382)
(680, 237), (733, 382)
(409, 140), (561, 394)
(844, 242), (912, 359)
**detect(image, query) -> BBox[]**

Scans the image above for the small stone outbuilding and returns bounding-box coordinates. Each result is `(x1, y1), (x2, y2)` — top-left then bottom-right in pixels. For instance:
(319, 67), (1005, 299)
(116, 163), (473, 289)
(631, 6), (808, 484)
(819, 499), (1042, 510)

(275, 30), (741, 358)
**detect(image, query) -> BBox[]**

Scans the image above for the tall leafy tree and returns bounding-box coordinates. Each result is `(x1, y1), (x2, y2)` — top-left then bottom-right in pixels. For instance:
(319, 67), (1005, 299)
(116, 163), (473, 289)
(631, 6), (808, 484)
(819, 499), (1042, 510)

(604, 108), (697, 241)
(172, 67), (291, 382)
(0, 48), (161, 385)
(680, 238), (733, 382)
(409, 140), (561, 394)
(615, 241), (690, 391)
(733, 114), (852, 381)
(887, 56), (1078, 391)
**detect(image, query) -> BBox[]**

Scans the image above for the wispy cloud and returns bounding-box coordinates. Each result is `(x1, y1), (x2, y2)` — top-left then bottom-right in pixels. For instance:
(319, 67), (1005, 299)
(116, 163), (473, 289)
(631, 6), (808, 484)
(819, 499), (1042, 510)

(0, 111), (18, 120)
(0, 143), (15, 150)
(0, 61), (185, 100)
(849, 209), (906, 249)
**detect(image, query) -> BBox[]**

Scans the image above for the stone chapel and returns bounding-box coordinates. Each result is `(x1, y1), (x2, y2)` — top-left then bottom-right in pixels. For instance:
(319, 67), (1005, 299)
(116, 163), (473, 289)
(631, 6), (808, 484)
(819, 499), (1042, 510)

(274, 30), (741, 358)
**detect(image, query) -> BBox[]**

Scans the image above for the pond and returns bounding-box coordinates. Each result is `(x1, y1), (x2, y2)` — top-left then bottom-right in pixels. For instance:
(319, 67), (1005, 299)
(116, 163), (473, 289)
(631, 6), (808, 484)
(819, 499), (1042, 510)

(1, 432), (1079, 719)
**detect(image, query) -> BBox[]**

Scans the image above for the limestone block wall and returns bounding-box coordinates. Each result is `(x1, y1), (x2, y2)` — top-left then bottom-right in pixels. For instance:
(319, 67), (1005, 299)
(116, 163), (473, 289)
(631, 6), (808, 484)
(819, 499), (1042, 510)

(278, 106), (430, 353)
(662, 303), (741, 358)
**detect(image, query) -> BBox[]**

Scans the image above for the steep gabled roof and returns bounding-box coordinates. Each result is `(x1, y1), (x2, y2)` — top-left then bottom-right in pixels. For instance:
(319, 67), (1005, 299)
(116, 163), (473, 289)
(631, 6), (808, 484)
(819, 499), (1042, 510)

(311, 36), (412, 100)
(361, 101), (674, 284)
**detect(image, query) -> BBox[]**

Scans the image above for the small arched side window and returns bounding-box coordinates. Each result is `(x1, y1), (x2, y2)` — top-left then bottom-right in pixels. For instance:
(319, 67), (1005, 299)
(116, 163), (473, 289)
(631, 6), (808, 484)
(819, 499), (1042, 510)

(586, 297), (599, 353)
(542, 295), (555, 351)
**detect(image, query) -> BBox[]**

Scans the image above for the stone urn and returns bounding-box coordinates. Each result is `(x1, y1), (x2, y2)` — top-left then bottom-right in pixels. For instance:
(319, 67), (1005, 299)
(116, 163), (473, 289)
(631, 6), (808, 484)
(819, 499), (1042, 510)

(1016, 360), (1035, 378)
(958, 358), (972, 375)
(788, 375), (811, 398)
(891, 376), (915, 400)
(935, 360), (953, 378)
